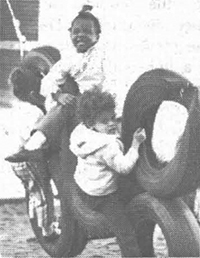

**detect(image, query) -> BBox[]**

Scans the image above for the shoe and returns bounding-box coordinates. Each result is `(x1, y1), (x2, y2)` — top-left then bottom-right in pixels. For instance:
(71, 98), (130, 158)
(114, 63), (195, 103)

(43, 231), (60, 241)
(5, 148), (45, 163)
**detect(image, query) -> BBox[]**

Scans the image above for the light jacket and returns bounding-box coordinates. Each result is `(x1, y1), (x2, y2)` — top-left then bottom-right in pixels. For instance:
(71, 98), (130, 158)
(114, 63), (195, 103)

(40, 43), (105, 112)
(39, 41), (127, 117)
(70, 124), (139, 196)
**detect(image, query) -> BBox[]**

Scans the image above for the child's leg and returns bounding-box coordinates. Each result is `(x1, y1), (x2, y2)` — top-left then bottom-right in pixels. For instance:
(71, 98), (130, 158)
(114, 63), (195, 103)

(97, 193), (141, 257)
(27, 103), (75, 150)
(5, 104), (75, 163)
(78, 188), (141, 257)
(35, 105), (67, 147)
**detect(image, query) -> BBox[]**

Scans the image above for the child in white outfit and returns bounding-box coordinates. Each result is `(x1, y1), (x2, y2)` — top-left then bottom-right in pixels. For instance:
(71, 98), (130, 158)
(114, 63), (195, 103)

(70, 87), (146, 257)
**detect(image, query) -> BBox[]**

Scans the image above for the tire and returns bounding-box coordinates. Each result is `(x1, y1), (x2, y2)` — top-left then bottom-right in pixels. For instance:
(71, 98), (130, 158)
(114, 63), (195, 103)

(25, 161), (76, 257)
(64, 176), (114, 240)
(47, 150), (88, 257)
(127, 193), (200, 257)
(32, 46), (61, 64)
(121, 68), (200, 198)
(67, 220), (88, 257)
(22, 46), (60, 77)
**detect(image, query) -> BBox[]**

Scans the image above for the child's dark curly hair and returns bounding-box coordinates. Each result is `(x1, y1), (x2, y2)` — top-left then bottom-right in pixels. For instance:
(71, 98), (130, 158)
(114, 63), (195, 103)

(77, 87), (116, 127)
(69, 5), (101, 36)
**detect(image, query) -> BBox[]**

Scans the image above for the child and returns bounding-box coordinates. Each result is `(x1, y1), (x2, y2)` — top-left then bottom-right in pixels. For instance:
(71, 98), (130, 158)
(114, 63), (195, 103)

(5, 67), (45, 154)
(6, 5), (108, 163)
(70, 87), (146, 257)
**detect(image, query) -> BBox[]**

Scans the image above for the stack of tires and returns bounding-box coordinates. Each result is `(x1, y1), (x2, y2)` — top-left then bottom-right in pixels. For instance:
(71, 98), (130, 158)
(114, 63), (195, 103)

(62, 68), (200, 257)
(122, 68), (200, 198)
(121, 68), (200, 257)
(15, 47), (200, 257)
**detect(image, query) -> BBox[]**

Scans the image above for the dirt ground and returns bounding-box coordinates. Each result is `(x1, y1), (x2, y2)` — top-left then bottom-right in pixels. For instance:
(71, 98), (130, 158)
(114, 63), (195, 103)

(0, 200), (169, 258)
(0, 201), (122, 257)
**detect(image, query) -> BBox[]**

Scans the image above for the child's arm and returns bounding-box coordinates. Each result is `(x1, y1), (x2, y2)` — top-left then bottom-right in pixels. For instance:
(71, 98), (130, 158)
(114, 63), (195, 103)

(40, 59), (72, 111)
(40, 60), (68, 98)
(102, 128), (146, 174)
(52, 90), (76, 106)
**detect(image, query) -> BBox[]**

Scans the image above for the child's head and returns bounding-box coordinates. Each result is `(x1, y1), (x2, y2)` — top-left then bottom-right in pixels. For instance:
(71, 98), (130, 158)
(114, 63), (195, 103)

(77, 87), (117, 135)
(69, 5), (101, 53)
(8, 67), (41, 102)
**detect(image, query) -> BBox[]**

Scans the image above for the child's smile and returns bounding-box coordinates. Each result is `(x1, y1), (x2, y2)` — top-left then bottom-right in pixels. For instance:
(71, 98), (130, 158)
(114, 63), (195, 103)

(70, 18), (99, 53)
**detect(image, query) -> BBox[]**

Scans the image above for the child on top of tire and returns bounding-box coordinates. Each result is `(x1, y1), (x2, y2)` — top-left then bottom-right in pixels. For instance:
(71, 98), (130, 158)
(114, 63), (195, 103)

(70, 86), (146, 257)
(6, 4), (116, 163)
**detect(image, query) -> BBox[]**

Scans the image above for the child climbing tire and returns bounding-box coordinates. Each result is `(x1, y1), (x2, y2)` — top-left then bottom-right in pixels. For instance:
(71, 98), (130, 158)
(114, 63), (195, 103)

(122, 68), (200, 198)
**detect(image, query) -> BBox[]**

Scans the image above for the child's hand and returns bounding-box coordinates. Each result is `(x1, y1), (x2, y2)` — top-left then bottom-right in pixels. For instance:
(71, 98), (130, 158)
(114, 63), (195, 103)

(57, 93), (75, 106)
(131, 128), (146, 149)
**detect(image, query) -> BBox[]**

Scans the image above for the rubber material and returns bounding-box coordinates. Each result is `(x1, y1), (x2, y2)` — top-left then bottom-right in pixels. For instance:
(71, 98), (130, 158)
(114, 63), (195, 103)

(122, 68), (200, 198)
(127, 193), (200, 257)
(26, 161), (75, 257)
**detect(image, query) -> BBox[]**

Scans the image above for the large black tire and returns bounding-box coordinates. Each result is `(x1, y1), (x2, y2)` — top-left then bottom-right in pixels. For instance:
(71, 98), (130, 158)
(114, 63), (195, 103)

(25, 161), (77, 257)
(64, 176), (114, 240)
(127, 193), (200, 257)
(122, 68), (200, 198)
(47, 150), (88, 257)
(21, 46), (61, 77)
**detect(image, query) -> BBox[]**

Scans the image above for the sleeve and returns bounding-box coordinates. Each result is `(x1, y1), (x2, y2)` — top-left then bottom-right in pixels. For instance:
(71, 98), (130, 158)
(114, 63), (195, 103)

(40, 58), (72, 111)
(101, 140), (139, 175)
(40, 60), (69, 96)
(8, 104), (44, 153)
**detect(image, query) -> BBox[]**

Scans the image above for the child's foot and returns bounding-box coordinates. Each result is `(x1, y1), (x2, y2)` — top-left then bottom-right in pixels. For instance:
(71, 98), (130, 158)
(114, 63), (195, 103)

(43, 231), (60, 241)
(42, 221), (61, 241)
(5, 148), (45, 163)
(5, 131), (48, 163)
(24, 131), (46, 151)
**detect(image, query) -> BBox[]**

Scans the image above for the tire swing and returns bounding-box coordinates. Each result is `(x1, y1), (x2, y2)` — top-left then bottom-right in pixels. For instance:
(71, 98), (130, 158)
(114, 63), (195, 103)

(121, 68), (200, 198)
(127, 193), (200, 257)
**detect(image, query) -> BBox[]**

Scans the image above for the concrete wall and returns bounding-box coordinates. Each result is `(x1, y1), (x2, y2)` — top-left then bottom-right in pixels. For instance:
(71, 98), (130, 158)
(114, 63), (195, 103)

(1, 0), (200, 95)
(38, 0), (200, 92)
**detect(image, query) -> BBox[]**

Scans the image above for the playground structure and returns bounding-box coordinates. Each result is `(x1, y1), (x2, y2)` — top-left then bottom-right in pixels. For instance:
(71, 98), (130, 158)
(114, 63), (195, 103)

(8, 46), (200, 257)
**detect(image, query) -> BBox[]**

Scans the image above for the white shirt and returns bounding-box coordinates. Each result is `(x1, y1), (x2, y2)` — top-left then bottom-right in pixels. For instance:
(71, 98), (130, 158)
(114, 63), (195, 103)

(70, 124), (139, 196)
(2, 100), (43, 155)
(40, 43), (106, 111)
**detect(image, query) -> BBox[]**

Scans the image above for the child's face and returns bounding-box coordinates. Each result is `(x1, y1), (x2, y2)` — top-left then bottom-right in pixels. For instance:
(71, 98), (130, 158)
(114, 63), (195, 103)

(70, 18), (99, 53)
(92, 110), (117, 135)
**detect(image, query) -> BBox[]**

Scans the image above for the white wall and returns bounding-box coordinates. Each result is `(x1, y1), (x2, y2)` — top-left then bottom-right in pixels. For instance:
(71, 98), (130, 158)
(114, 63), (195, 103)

(38, 0), (200, 93)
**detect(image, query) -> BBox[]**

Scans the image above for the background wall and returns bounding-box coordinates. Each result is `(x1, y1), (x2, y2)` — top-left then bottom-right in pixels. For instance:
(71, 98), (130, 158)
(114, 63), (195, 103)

(38, 0), (200, 94)
(1, 0), (200, 95)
